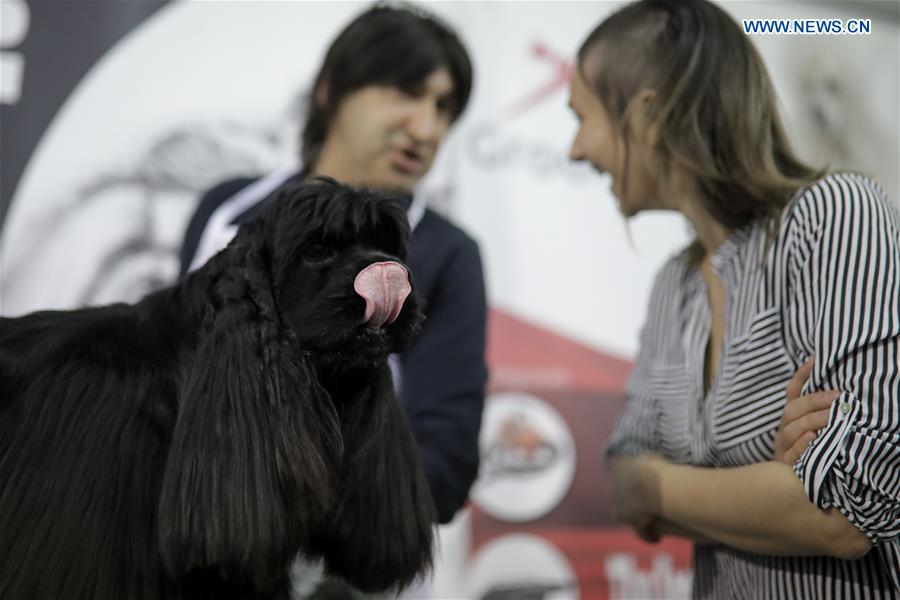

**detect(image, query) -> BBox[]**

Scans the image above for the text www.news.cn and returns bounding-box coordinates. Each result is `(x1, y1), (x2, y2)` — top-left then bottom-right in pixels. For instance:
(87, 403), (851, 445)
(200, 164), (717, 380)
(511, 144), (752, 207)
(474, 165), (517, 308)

(743, 18), (871, 35)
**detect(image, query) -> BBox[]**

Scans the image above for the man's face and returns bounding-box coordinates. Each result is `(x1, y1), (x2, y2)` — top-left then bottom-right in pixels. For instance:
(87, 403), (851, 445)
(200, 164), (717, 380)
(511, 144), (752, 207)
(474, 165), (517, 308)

(321, 68), (457, 194)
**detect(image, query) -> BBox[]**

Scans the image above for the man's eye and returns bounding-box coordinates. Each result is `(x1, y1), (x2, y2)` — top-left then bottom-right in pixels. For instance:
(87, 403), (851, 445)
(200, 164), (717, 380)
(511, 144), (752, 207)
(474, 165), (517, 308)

(397, 84), (422, 99)
(437, 97), (456, 117)
(303, 244), (331, 262)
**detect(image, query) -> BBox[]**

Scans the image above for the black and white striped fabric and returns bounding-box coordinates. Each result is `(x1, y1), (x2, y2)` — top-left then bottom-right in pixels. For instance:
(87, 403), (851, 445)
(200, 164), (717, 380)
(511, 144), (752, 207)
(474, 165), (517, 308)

(608, 173), (900, 598)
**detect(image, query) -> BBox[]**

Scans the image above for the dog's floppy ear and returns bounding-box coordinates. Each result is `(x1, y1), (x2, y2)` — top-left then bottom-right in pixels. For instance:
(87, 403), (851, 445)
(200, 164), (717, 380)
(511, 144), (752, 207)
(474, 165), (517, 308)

(157, 220), (339, 590)
(315, 364), (436, 593)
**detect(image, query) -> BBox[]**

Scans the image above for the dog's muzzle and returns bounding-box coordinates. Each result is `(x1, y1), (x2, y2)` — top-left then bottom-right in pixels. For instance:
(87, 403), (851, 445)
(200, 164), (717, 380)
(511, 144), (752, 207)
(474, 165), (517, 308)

(353, 261), (411, 329)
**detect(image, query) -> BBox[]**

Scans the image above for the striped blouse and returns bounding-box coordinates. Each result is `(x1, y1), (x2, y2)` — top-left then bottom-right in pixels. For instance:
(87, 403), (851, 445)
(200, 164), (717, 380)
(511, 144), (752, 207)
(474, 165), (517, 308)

(607, 173), (900, 598)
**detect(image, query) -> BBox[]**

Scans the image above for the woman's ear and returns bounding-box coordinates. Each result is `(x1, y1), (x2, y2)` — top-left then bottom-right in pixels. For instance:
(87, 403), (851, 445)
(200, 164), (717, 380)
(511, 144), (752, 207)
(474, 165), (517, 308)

(636, 88), (659, 146)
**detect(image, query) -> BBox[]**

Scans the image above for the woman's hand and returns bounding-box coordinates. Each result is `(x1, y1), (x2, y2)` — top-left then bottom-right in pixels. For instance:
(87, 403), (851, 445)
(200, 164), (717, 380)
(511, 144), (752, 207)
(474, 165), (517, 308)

(773, 358), (840, 465)
(608, 453), (666, 542)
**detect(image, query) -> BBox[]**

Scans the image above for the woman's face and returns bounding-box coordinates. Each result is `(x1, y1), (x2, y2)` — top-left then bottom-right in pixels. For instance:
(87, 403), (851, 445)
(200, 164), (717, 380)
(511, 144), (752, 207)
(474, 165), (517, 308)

(568, 67), (664, 217)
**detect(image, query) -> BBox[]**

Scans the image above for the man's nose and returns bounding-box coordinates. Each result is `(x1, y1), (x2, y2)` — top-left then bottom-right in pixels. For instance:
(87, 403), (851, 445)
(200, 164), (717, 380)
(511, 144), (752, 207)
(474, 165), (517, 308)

(407, 100), (443, 144)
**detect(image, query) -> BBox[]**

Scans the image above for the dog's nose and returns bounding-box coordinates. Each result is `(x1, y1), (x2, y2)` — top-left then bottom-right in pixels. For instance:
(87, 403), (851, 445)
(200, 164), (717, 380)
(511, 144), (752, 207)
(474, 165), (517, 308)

(353, 261), (411, 329)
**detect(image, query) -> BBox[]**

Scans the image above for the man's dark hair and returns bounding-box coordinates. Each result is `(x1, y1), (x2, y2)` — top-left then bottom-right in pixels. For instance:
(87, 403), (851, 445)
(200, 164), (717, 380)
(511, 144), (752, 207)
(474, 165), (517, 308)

(300, 3), (473, 169)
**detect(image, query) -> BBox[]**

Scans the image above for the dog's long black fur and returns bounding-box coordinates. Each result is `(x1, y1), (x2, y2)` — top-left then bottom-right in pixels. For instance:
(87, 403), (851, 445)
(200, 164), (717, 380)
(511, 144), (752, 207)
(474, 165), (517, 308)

(0, 179), (436, 600)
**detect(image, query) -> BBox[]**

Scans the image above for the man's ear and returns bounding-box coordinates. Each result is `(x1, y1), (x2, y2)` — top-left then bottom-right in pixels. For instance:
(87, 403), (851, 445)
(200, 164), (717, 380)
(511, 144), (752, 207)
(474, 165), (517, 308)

(314, 78), (329, 109)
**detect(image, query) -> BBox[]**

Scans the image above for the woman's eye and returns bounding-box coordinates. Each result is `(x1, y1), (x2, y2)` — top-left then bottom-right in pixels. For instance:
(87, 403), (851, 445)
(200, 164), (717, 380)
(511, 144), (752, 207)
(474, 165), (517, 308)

(303, 244), (330, 262)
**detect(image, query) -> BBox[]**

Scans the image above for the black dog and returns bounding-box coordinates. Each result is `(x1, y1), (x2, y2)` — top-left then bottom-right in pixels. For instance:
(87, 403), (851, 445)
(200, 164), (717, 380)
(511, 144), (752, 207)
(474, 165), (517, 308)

(0, 179), (435, 600)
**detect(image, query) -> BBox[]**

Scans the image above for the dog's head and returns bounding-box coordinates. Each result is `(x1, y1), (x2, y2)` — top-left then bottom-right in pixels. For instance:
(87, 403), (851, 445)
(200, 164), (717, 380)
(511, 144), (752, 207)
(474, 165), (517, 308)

(261, 178), (423, 368)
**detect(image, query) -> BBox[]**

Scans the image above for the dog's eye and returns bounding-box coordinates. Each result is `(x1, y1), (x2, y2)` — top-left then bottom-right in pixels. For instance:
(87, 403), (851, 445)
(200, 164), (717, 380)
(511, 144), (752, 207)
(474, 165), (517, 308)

(303, 244), (331, 263)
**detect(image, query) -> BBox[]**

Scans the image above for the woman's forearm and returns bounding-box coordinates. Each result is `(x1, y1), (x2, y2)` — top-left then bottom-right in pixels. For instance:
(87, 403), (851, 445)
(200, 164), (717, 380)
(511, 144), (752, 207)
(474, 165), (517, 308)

(654, 460), (871, 559)
(652, 518), (717, 545)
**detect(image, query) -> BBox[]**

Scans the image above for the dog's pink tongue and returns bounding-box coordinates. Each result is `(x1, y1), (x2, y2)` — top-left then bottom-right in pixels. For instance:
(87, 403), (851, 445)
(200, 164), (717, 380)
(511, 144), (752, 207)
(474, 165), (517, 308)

(353, 261), (411, 328)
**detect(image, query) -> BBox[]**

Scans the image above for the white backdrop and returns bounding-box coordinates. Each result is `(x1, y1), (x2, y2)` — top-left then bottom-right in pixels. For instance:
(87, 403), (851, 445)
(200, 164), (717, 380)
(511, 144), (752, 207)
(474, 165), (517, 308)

(3, 1), (898, 358)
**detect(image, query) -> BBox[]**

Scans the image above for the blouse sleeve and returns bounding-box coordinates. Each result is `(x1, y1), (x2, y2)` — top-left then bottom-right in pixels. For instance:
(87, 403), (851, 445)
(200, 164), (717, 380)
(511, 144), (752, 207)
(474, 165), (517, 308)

(606, 260), (684, 458)
(785, 173), (900, 545)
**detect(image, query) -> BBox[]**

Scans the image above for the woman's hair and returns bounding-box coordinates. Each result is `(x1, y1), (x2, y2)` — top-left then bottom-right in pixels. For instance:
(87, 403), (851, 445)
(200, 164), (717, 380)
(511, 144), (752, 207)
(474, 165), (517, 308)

(300, 3), (473, 171)
(578, 0), (824, 258)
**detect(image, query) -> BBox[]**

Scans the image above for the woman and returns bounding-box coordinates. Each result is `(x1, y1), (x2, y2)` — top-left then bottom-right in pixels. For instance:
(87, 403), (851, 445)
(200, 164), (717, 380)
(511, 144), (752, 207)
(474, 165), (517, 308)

(568, 0), (900, 597)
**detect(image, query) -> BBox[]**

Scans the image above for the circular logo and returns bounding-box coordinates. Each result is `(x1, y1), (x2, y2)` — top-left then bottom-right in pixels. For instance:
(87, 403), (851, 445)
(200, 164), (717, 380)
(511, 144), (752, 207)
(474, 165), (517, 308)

(466, 533), (579, 600)
(471, 391), (576, 522)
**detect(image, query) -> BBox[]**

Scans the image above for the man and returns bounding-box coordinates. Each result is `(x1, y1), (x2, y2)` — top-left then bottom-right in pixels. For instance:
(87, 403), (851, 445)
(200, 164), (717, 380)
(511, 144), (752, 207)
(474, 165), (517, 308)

(179, 4), (487, 528)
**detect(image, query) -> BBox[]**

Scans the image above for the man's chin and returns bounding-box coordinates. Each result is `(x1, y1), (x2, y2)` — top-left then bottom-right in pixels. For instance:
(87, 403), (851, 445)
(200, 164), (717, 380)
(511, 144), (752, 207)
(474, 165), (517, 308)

(366, 171), (420, 196)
